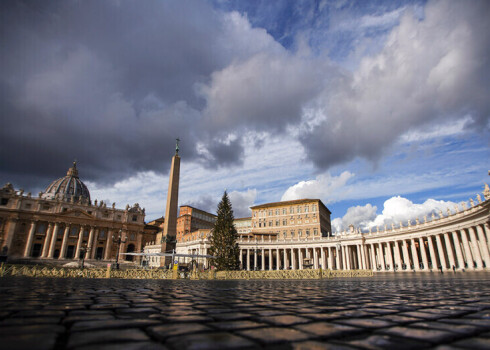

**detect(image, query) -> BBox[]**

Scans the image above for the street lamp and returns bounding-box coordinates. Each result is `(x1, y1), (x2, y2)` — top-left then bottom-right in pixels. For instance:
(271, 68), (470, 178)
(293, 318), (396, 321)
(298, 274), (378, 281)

(112, 230), (127, 270)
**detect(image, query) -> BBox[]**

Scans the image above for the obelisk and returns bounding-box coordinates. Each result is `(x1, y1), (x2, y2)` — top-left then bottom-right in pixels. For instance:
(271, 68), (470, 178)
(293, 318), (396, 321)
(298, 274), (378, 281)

(161, 139), (180, 264)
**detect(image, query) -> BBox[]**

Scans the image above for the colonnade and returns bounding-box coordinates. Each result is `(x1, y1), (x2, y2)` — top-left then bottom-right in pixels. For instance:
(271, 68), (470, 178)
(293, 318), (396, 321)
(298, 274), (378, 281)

(20, 220), (127, 261)
(236, 222), (490, 272)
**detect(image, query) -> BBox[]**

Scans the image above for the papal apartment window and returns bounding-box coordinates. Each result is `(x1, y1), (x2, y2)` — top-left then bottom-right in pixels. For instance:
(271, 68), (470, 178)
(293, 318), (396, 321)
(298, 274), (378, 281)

(289, 207), (293, 214)
(306, 229), (310, 236)
(268, 210), (273, 216)
(291, 230), (295, 237)
(269, 221), (272, 227)
(314, 228), (318, 235)
(275, 209), (279, 215)
(299, 230), (303, 236)
(282, 219), (286, 225)
(297, 206), (301, 213)
(275, 220), (279, 226)
(305, 205), (309, 212)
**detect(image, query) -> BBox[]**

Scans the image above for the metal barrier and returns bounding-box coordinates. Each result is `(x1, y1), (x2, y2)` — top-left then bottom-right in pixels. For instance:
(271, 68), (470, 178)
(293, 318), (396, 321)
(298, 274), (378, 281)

(0, 264), (373, 280)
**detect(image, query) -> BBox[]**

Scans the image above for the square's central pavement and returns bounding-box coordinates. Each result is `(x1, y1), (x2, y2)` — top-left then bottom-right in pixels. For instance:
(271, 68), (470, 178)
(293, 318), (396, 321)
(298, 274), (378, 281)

(0, 273), (489, 349)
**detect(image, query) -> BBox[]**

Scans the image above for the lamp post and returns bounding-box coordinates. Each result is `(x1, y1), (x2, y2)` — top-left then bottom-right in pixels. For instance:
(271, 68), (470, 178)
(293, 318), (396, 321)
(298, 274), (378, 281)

(112, 230), (126, 270)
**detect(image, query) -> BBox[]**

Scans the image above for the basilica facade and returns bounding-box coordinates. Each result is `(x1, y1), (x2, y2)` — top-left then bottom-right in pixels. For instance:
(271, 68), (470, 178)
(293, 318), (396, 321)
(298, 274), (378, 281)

(0, 163), (153, 262)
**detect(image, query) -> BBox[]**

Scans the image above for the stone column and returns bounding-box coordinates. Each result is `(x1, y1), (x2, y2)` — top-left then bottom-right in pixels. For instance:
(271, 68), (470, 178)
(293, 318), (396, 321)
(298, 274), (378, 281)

(104, 229), (114, 260)
(283, 249), (287, 269)
(59, 225), (70, 259)
(402, 240), (410, 270)
(291, 248), (296, 270)
(86, 227), (95, 260)
(41, 223), (54, 258)
(341, 246), (347, 270)
(468, 227), (483, 269)
(313, 247), (319, 269)
(410, 239), (420, 271)
(253, 249), (257, 270)
(378, 243), (385, 271)
(269, 249), (273, 271)
(451, 231), (465, 269)
(239, 249), (243, 268)
(443, 233), (456, 270)
(476, 225), (490, 268)
(299, 248), (303, 270)
(360, 244), (367, 269)
(261, 249), (265, 270)
(247, 249), (250, 270)
(460, 229), (475, 270)
(276, 248), (280, 270)
(435, 234), (448, 270)
(394, 241), (402, 271)
(484, 223), (490, 251)
(370, 244), (377, 271)
(355, 246), (362, 270)
(427, 236), (438, 270)
(48, 223), (60, 258)
(418, 237), (429, 271)
(75, 226), (84, 260)
(346, 246), (352, 270)
(320, 247), (325, 269)
(90, 229), (99, 259)
(3, 218), (18, 252)
(23, 221), (37, 257)
(385, 242), (394, 271)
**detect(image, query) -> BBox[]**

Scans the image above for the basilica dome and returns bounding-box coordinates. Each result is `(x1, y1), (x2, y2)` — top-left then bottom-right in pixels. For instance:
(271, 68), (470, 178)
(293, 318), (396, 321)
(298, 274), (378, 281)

(42, 162), (91, 203)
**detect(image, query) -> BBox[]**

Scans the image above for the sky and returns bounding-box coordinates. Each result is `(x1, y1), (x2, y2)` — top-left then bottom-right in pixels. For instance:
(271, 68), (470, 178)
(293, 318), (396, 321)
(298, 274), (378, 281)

(1, 0), (489, 232)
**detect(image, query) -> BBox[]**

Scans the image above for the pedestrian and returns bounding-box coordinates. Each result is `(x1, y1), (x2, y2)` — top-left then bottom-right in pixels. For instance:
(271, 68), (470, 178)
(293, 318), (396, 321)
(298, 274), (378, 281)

(452, 265), (456, 273)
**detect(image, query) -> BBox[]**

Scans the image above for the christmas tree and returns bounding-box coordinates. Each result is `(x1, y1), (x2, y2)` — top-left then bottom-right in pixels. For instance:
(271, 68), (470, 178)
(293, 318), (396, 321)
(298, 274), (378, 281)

(209, 191), (240, 270)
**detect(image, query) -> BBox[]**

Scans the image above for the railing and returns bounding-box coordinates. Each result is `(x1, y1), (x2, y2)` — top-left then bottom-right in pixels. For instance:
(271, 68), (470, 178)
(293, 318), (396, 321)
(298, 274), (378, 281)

(0, 264), (373, 280)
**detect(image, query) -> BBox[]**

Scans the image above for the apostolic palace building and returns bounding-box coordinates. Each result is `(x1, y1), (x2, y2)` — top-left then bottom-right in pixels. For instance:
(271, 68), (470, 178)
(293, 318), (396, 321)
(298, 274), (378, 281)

(1, 150), (490, 273)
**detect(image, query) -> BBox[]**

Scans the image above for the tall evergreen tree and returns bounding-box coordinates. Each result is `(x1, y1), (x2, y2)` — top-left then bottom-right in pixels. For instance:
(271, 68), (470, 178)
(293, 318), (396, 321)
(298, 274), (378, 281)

(209, 191), (240, 270)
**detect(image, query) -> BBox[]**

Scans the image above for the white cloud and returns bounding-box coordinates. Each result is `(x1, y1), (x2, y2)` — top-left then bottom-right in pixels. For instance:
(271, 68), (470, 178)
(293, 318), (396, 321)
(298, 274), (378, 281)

(332, 196), (457, 232)
(229, 189), (257, 218)
(281, 171), (354, 202)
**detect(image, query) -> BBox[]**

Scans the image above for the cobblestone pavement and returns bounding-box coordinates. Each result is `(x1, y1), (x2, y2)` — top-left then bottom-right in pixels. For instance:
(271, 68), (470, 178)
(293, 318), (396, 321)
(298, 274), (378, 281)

(0, 273), (490, 350)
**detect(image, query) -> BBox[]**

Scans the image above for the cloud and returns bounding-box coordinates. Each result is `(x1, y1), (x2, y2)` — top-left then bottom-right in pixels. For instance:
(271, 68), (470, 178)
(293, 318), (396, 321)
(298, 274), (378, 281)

(229, 189), (257, 218)
(300, 0), (490, 170)
(281, 171), (354, 202)
(333, 196), (457, 232)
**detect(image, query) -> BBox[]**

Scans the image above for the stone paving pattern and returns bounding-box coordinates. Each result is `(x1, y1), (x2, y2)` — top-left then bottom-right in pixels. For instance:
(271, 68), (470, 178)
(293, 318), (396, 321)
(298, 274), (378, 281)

(0, 274), (490, 349)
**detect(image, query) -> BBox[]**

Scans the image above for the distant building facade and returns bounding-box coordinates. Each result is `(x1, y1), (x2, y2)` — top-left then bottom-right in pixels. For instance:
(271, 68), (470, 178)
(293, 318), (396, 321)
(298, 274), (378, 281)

(0, 163), (153, 262)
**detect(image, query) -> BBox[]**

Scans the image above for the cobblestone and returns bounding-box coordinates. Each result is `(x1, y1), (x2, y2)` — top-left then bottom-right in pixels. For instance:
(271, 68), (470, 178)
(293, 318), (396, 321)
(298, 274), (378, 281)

(0, 273), (490, 349)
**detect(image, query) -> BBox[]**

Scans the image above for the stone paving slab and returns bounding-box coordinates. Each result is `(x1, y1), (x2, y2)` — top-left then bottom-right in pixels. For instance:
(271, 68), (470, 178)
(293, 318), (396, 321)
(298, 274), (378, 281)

(0, 273), (490, 349)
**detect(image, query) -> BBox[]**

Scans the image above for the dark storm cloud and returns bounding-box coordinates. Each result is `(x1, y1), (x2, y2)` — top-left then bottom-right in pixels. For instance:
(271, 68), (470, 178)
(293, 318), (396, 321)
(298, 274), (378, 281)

(0, 0), (256, 189)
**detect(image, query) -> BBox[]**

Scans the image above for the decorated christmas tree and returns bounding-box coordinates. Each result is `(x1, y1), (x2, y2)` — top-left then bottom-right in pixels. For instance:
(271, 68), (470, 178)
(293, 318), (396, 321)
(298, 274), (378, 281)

(209, 191), (240, 270)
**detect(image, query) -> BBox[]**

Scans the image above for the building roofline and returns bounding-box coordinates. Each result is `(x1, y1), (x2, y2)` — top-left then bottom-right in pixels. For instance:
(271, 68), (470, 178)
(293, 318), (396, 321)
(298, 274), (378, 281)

(250, 198), (331, 214)
(179, 205), (217, 217)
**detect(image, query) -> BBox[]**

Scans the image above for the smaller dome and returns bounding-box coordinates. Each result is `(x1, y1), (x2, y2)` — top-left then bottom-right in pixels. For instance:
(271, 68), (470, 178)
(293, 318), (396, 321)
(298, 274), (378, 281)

(42, 162), (91, 203)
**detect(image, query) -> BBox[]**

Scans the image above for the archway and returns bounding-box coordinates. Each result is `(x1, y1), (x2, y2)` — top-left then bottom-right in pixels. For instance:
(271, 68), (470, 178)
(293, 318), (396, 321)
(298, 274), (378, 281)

(125, 244), (135, 261)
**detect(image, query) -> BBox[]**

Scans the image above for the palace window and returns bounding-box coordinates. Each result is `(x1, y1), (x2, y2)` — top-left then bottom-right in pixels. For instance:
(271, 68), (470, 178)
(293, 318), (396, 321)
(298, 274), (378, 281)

(268, 221), (272, 227)
(282, 219), (287, 225)
(268, 210), (273, 216)
(314, 228), (318, 236)
(70, 226), (79, 236)
(306, 229), (310, 236)
(291, 230), (295, 237)
(282, 208), (286, 215)
(312, 204), (317, 211)
(298, 229), (303, 236)
(275, 220), (279, 226)
(289, 207), (294, 214)
(130, 233), (136, 240)
(297, 206), (301, 213)
(275, 209), (279, 215)
(305, 205), (309, 212)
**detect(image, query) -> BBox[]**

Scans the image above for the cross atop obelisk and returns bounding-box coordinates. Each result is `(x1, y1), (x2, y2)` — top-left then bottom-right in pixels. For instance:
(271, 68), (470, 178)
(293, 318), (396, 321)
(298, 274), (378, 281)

(162, 138), (181, 261)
